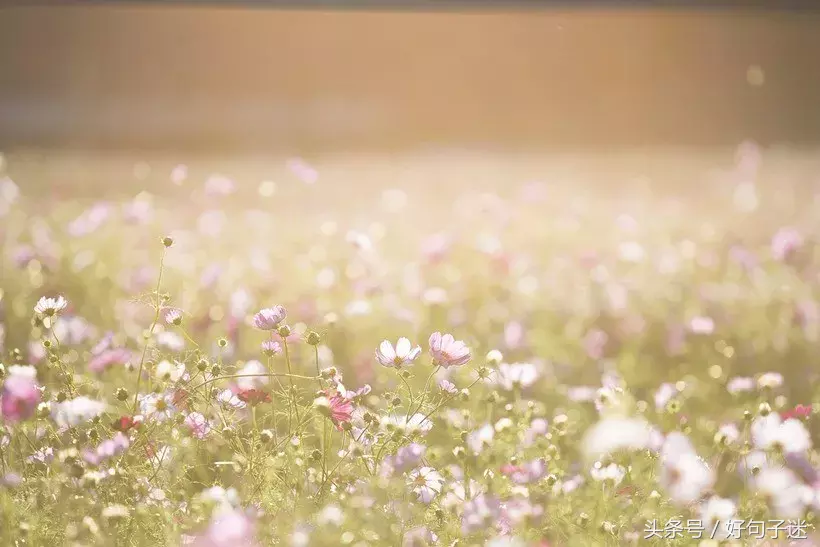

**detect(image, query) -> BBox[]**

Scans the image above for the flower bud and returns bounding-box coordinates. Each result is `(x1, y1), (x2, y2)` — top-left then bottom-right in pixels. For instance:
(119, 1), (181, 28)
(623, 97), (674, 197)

(115, 388), (129, 401)
(162, 236), (174, 248)
(759, 402), (772, 417)
(277, 325), (291, 338)
(306, 331), (321, 346)
(260, 429), (274, 444)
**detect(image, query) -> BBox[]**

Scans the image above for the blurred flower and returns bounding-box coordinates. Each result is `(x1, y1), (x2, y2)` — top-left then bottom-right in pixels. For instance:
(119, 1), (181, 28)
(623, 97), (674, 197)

(192, 508), (258, 547)
(501, 459), (546, 485)
(688, 316), (715, 335)
(375, 338), (422, 368)
(771, 226), (803, 261)
(757, 372), (784, 389)
(185, 412), (213, 440)
(726, 376), (755, 394)
(51, 397), (107, 429)
(590, 462), (625, 486)
(659, 433), (715, 505)
(698, 496), (738, 541)
(492, 362), (538, 391)
(461, 494), (501, 535)
(428, 332), (471, 368)
(0, 373), (41, 423)
(204, 174), (236, 196)
(88, 348), (131, 374)
(752, 413), (812, 453)
(754, 467), (810, 518)
(582, 417), (654, 461)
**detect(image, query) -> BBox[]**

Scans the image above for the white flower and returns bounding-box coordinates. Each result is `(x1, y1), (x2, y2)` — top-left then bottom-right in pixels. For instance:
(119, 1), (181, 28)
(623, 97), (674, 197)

(51, 397), (107, 429)
(755, 467), (810, 518)
(757, 372), (784, 389)
(235, 360), (269, 391)
(407, 466), (444, 504)
(381, 413), (433, 436)
(198, 486), (240, 515)
(752, 414), (812, 453)
(375, 338), (422, 368)
(34, 296), (67, 317)
(466, 424), (495, 455)
(155, 331), (185, 352)
(493, 363), (539, 390)
(154, 360), (185, 383)
(316, 505), (344, 527)
(698, 496), (737, 541)
(659, 433), (715, 505)
(217, 389), (246, 410)
(139, 392), (177, 422)
(590, 462), (626, 486)
(442, 479), (484, 509)
(581, 417), (654, 461)
(7, 365), (37, 379)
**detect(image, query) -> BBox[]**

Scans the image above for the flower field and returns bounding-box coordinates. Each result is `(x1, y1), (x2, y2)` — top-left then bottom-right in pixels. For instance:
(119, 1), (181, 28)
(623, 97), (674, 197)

(2, 145), (820, 546)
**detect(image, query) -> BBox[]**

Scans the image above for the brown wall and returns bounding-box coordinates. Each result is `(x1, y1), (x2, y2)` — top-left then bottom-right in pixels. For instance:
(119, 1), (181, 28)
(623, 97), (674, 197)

(0, 6), (818, 152)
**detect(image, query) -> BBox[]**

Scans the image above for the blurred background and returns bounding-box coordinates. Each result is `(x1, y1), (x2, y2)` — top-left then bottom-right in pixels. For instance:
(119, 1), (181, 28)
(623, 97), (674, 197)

(0, 5), (819, 203)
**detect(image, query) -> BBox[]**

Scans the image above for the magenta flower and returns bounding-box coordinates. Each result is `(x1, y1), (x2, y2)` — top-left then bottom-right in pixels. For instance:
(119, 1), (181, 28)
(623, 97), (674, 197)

(252, 306), (287, 331)
(1, 374), (41, 424)
(428, 332), (471, 368)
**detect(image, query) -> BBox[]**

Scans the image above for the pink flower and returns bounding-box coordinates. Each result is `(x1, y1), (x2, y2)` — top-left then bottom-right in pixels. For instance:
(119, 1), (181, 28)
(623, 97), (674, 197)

(253, 306), (287, 330)
(323, 390), (354, 430)
(184, 412), (213, 439)
(88, 348), (132, 374)
(192, 509), (259, 547)
(375, 338), (422, 368)
(0, 374), (41, 423)
(583, 329), (608, 360)
(428, 332), (471, 368)
(772, 227), (803, 262)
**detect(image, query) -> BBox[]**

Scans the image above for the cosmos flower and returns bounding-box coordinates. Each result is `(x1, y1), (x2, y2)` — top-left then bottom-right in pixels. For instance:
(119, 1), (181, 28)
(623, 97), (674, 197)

(88, 347), (131, 374)
(407, 466), (444, 503)
(461, 494), (502, 535)
(184, 412), (213, 440)
(139, 393), (177, 423)
(51, 397), (107, 429)
(154, 360), (186, 383)
(253, 306), (287, 331)
(582, 417), (654, 461)
(500, 459), (546, 485)
(164, 308), (183, 325)
(375, 338), (422, 368)
(191, 508), (259, 547)
(754, 467), (811, 518)
(34, 295), (68, 317)
(492, 362), (539, 391)
(658, 433), (715, 506)
(428, 332), (471, 368)
(0, 373), (41, 423)
(751, 413), (812, 454)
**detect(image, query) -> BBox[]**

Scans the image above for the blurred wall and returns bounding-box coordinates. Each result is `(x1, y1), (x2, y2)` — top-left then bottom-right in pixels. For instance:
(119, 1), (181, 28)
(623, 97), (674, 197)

(0, 6), (819, 152)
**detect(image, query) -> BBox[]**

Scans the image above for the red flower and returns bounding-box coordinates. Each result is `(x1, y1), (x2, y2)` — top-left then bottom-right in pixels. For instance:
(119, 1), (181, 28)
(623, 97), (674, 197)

(113, 415), (134, 432)
(237, 388), (271, 406)
(782, 404), (812, 421)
